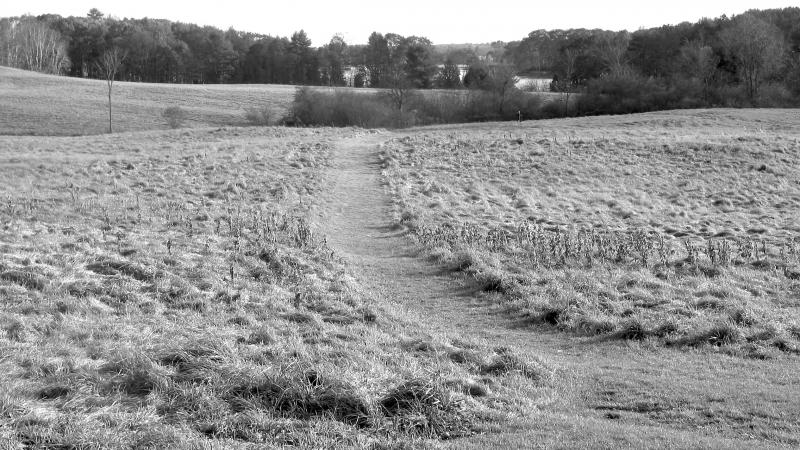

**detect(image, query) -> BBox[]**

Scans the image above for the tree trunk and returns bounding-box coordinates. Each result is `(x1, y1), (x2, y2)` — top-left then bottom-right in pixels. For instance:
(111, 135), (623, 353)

(107, 81), (113, 134)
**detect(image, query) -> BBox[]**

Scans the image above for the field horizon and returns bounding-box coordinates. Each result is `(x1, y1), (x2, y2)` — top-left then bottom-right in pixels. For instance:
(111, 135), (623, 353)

(1, 68), (798, 448)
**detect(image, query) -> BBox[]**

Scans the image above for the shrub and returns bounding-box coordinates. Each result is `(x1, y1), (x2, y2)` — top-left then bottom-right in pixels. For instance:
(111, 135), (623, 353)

(162, 106), (188, 129)
(291, 87), (403, 128)
(244, 106), (275, 126)
(785, 54), (800, 96)
(289, 86), (550, 128)
(756, 83), (795, 107)
(572, 72), (710, 116)
(410, 90), (470, 124)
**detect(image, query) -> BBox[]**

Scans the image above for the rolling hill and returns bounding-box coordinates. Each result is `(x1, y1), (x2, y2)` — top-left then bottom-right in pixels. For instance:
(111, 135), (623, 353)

(0, 66), (296, 135)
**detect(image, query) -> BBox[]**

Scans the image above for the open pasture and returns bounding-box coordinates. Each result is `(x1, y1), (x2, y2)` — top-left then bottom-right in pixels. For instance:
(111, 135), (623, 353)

(0, 66), (563, 135)
(1, 64), (799, 447)
(0, 66), (296, 135)
(383, 109), (800, 358)
(0, 126), (560, 447)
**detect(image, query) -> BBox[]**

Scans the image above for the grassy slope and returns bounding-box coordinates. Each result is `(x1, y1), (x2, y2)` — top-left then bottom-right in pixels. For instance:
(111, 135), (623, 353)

(382, 109), (800, 446)
(0, 66), (296, 136)
(0, 67), (561, 136)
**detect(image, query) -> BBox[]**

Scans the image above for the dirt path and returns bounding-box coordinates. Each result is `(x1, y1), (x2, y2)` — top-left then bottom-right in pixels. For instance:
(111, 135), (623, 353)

(318, 133), (546, 348)
(318, 135), (619, 363)
(315, 134), (796, 449)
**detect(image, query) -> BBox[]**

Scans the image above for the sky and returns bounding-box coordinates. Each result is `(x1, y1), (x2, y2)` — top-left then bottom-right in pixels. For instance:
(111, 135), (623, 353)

(2, 1), (797, 45)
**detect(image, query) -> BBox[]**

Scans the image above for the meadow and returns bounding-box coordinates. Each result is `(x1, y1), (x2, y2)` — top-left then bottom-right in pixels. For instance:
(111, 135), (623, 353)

(0, 66), (296, 135)
(0, 125), (563, 448)
(0, 66), (563, 135)
(1, 66), (799, 448)
(382, 109), (800, 359)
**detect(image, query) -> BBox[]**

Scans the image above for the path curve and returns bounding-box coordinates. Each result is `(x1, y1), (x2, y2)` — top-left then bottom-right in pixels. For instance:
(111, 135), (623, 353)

(318, 134), (554, 349)
(312, 133), (794, 449)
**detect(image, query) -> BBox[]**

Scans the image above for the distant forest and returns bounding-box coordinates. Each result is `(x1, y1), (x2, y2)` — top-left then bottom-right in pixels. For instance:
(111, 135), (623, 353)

(2, 7), (799, 110)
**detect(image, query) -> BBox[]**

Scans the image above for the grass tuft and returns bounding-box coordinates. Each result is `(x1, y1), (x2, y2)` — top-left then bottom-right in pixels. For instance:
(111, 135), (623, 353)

(0, 270), (47, 291)
(102, 352), (167, 396)
(86, 257), (155, 282)
(447, 349), (484, 366)
(230, 372), (374, 428)
(676, 322), (744, 347)
(614, 319), (650, 340)
(37, 384), (72, 400)
(480, 352), (553, 384)
(245, 327), (275, 345)
(380, 377), (472, 438)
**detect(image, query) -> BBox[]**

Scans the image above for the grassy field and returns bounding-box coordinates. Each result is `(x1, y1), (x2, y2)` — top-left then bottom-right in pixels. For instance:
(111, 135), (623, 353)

(0, 66), (296, 135)
(0, 66), (564, 135)
(378, 110), (800, 447)
(2, 66), (799, 447)
(0, 126), (564, 448)
(382, 109), (800, 359)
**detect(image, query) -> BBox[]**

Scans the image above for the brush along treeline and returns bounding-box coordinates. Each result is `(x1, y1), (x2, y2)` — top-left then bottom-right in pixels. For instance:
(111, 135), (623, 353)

(289, 86), (552, 128)
(0, 127), (557, 448)
(381, 111), (800, 359)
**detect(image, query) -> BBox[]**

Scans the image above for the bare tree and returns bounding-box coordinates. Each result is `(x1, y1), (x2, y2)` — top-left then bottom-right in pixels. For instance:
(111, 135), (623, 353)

(383, 62), (411, 113)
(382, 65), (415, 128)
(597, 31), (631, 76)
(96, 47), (127, 133)
(486, 64), (517, 116)
(6, 18), (70, 74)
(386, 82), (412, 114)
(720, 14), (784, 102)
(681, 42), (719, 103)
(554, 47), (581, 116)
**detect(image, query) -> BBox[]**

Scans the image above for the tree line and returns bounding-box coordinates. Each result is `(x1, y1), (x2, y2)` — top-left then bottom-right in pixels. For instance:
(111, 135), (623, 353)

(505, 8), (800, 108)
(2, 7), (799, 111)
(0, 9), (454, 87)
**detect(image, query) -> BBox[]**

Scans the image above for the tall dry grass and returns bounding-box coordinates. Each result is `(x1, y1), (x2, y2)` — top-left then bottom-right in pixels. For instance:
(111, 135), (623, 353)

(381, 109), (800, 358)
(0, 126), (557, 447)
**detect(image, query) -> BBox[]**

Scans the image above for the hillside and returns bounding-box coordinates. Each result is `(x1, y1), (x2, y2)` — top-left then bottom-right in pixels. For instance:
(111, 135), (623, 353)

(0, 66), (296, 136)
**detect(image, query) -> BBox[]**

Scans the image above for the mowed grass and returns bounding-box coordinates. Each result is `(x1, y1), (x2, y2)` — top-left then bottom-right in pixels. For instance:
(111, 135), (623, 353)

(382, 109), (800, 358)
(0, 127), (561, 447)
(0, 66), (296, 136)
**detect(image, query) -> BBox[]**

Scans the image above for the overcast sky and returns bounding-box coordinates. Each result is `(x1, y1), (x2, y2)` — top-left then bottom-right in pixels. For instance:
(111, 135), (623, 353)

(2, 1), (796, 45)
